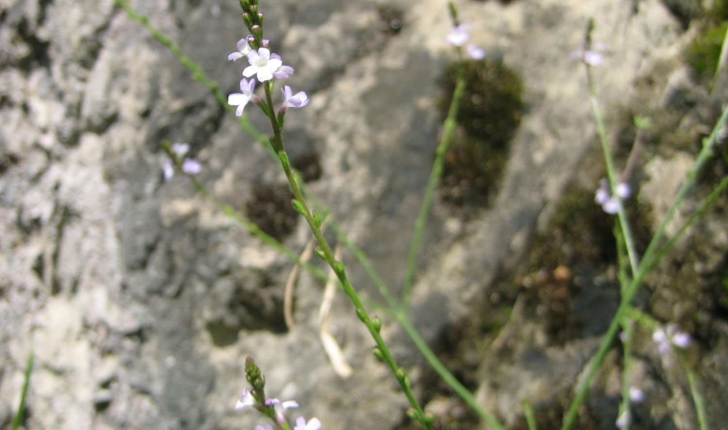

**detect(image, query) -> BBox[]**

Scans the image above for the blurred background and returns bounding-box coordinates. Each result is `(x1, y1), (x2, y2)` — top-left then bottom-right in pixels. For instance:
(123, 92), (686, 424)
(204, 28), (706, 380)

(1, 0), (727, 428)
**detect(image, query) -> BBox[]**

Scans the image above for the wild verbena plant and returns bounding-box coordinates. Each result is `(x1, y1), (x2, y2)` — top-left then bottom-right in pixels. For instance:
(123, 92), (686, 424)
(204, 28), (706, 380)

(234, 357), (318, 430)
(111, 0), (728, 429)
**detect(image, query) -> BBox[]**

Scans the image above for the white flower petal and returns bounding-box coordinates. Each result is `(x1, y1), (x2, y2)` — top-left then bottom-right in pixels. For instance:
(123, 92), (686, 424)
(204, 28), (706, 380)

(243, 66), (257, 78)
(228, 52), (244, 61)
(268, 58), (282, 70)
(257, 68), (273, 82)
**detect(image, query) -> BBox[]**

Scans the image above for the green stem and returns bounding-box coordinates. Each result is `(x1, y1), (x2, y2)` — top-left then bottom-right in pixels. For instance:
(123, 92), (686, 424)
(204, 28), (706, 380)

(618, 321), (634, 430)
(331, 216), (506, 429)
(401, 62), (467, 304)
(398, 316), (506, 430)
(328, 220), (400, 310)
(12, 350), (34, 430)
(651, 173), (728, 265)
(189, 176), (328, 282)
(264, 85), (431, 429)
(682, 356), (710, 430)
(587, 66), (639, 275)
(523, 399), (538, 430)
(561, 106), (728, 430)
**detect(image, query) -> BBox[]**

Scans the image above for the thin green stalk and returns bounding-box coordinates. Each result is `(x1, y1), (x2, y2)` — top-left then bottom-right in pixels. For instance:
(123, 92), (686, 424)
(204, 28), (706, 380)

(586, 66), (639, 275)
(523, 400), (538, 430)
(618, 321), (634, 430)
(401, 64), (467, 304)
(715, 25), (728, 82)
(12, 350), (34, 430)
(562, 107), (728, 430)
(330, 208), (506, 429)
(652, 173), (728, 265)
(113, 0), (271, 155)
(189, 176), (328, 283)
(121, 4), (499, 426)
(682, 357), (710, 430)
(637, 106), (728, 281)
(614, 222), (630, 294)
(398, 317), (507, 430)
(188, 175), (389, 314)
(263, 83), (431, 428)
(328, 220), (400, 310)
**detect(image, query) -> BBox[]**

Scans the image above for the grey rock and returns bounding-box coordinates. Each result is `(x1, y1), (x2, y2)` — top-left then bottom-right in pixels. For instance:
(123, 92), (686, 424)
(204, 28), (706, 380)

(0, 0), (723, 429)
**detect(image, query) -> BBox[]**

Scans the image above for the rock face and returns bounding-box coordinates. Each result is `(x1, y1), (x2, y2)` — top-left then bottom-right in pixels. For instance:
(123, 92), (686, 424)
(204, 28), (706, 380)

(0, 0), (726, 429)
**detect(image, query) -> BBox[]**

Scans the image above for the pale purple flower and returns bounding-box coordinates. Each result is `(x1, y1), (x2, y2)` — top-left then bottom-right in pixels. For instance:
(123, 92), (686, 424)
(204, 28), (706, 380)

(228, 38), (252, 61)
(653, 328), (670, 354)
(294, 417), (322, 430)
(595, 186), (610, 205)
(466, 45), (486, 60)
(281, 86), (309, 110)
(266, 398), (299, 424)
(667, 324), (691, 349)
(162, 160), (175, 181)
(653, 325), (691, 354)
(616, 411), (630, 429)
(182, 158), (202, 175)
(171, 142), (190, 157)
(571, 45), (607, 67)
(583, 50), (604, 66)
(595, 179), (630, 214)
(270, 53), (294, 79)
(629, 387), (645, 403)
(447, 24), (470, 47)
(243, 48), (283, 82)
(228, 78), (257, 117)
(265, 398), (299, 409)
(235, 388), (256, 411)
(603, 197), (619, 214)
(616, 182), (631, 199)
(255, 426), (273, 430)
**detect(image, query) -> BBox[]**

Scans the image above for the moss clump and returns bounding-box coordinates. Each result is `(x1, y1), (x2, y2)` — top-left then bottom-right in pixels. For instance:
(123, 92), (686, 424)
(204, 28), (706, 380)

(438, 58), (524, 208)
(686, 21), (728, 80)
(245, 183), (298, 241)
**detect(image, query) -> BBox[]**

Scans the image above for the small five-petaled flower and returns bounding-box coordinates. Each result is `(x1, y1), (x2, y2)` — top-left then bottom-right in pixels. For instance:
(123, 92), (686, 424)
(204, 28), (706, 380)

(293, 417), (322, 430)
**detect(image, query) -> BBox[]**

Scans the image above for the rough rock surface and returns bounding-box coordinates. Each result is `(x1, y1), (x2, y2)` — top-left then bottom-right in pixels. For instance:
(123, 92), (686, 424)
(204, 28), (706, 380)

(0, 0), (726, 429)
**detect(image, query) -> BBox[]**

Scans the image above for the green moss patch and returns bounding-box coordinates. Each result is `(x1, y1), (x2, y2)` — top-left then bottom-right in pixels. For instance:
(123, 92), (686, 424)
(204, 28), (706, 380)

(245, 182), (298, 241)
(438, 58), (524, 208)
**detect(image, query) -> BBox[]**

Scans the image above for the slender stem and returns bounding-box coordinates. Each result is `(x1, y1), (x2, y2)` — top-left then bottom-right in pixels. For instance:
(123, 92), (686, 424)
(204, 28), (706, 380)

(12, 350), (34, 430)
(682, 356), (710, 430)
(586, 65), (639, 274)
(398, 317), (507, 430)
(562, 106), (728, 430)
(637, 106), (728, 281)
(189, 176), (328, 283)
(264, 84), (431, 429)
(618, 321), (634, 430)
(523, 399), (538, 430)
(401, 63), (467, 304)
(715, 25), (728, 82)
(329, 220), (400, 310)
(652, 173), (728, 265)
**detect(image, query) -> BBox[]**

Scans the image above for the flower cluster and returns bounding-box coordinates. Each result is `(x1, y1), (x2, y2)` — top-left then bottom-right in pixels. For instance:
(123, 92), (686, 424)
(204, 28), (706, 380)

(571, 42), (607, 67)
(162, 142), (201, 180)
(653, 324), (691, 354)
(446, 23), (485, 60)
(226, 0), (308, 118)
(594, 178), (630, 214)
(236, 357), (321, 429)
(615, 388), (645, 428)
